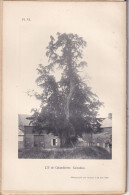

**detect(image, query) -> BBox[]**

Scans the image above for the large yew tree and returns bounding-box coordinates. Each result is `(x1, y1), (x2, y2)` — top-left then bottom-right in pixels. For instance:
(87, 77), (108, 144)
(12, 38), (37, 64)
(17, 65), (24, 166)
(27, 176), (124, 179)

(30, 33), (103, 146)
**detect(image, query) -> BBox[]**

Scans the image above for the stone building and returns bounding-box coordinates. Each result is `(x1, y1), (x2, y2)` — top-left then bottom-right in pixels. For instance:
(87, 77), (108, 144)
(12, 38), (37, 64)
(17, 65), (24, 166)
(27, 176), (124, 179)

(18, 114), (61, 149)
(82, 113), (112, 151)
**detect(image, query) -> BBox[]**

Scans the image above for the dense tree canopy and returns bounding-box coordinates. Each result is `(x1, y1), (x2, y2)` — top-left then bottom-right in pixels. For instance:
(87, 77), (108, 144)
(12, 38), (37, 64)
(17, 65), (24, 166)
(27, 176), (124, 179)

(29, 33), (103, 146)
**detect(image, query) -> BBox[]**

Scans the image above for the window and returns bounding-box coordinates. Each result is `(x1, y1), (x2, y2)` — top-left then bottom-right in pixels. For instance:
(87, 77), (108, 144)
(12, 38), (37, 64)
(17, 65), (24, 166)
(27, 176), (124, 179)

(51, 138), (58, 146)
(18, 136), (24, 141)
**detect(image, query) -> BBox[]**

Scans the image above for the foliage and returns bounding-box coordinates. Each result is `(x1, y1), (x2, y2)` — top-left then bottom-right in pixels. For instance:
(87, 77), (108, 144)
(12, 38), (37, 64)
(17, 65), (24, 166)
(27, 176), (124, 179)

(29, 33), (103, 146)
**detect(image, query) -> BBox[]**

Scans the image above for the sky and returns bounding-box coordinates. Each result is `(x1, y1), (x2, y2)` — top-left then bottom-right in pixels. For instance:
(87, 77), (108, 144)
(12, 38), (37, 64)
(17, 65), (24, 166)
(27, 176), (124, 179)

(17, 2), (124, 117)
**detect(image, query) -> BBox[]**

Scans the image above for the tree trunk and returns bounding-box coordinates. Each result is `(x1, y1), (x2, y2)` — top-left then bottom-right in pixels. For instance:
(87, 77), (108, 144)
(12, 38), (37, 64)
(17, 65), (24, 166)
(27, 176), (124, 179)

(62, 40), (76, 146)
(62, 79), (76, 146)
(65, 80), (75, 121)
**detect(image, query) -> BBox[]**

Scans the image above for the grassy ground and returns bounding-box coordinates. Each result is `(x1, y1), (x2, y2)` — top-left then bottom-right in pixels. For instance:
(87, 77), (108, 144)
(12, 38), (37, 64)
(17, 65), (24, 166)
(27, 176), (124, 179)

(18, 146), (112, 159)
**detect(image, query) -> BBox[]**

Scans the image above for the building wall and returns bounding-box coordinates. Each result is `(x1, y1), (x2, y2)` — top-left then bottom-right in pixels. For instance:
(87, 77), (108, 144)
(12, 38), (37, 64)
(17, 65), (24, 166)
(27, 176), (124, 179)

(18, 135), (24, 149)
(82, 127), (112, 149)
(18, 142), (24, 149)
(24, 134), (34, 148)
(44, 133), (61, 148)
(34, 135), (45, 147)
(23, 126), (61, 148)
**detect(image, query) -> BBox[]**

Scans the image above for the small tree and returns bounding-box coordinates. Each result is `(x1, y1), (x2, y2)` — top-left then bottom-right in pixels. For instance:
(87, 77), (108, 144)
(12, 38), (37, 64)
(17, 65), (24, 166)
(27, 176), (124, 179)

(30, 33), (103, 146)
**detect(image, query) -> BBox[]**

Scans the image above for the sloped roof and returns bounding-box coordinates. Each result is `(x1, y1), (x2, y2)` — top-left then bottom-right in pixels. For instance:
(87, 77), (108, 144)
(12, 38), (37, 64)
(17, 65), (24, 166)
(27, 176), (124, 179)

(18, 129), (24, 135)
(18, 114), (33, 131)
(101, 117), (112, 128)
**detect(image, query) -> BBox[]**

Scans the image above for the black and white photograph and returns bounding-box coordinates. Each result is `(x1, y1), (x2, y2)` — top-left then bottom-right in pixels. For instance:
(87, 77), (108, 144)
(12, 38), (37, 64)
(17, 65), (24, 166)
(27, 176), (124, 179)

(18, 30), (112, 159)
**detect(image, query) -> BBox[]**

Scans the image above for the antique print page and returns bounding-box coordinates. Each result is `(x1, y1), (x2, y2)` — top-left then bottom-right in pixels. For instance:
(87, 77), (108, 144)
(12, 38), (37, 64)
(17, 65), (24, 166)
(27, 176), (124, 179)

(2, 1), (126, 194)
